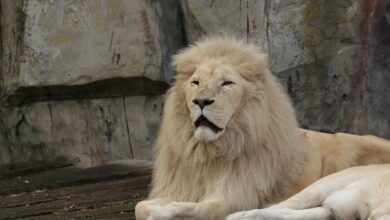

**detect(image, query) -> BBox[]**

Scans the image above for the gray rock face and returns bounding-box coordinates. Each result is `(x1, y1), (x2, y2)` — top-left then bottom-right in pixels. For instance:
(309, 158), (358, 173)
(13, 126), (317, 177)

(0, 96), (163, 166)
(181, 0), (268, 48)
(4, 0), (178, 89)
(0, 0), (179, 165)
(0, 0), (389, 165)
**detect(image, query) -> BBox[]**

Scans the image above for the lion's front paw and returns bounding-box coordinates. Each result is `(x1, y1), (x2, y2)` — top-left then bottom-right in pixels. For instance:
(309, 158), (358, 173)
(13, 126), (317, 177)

(135, 200), (163, 220)
(149, 208), (175, 220)
(135, 201), (151, 220)
(149, 202), (198, 220)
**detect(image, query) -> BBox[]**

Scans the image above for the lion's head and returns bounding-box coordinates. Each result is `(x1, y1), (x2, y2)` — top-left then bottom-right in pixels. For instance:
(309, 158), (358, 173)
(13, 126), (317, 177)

(154, 37), (301, 163)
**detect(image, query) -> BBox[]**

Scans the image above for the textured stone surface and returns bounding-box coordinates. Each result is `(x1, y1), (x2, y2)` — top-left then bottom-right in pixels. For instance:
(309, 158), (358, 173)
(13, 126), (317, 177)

(1, 0), (184, 102)
(0, 96), (163, 167)
(125, 96), (164, 160)
(0, 0), (389, 165)
(182, 0), (267, 48)
(7, 0), (164, 88)
(268, 0), (364, 132)
(0, 0), (180, 165)
(365, 2), (390, 138)
(266, 0), (362, 72)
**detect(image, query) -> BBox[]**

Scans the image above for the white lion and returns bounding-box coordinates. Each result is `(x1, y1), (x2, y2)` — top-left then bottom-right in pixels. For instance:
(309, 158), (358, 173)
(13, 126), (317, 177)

(135, 37), (390, 220)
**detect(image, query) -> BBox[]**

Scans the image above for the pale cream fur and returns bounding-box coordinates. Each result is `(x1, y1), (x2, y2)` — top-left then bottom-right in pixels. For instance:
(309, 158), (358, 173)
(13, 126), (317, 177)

(135, 37), (390, 220)
(228, 164), (390, 220)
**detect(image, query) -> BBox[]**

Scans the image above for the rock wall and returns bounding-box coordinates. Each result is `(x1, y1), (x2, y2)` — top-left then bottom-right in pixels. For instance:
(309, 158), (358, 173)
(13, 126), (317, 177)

(0, 0), (184, 166)
(0, 0), (389, 166)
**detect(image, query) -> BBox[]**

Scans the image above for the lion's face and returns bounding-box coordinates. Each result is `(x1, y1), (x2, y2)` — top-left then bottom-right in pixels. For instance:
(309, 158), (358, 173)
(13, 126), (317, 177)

(184, 61), (247, 142)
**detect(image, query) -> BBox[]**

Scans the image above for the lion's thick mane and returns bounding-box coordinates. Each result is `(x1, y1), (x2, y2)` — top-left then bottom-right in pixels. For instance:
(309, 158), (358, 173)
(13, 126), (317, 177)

(149, 37), (305, 209)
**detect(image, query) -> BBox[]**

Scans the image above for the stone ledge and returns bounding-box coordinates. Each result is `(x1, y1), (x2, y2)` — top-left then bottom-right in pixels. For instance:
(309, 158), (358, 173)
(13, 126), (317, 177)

(2, 77), (169, 106)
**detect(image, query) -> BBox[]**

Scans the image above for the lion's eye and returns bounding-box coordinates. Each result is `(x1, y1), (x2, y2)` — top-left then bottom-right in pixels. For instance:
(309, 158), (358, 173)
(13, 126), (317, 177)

(191, 80), (199, 86)
(222, 81), (234, 86)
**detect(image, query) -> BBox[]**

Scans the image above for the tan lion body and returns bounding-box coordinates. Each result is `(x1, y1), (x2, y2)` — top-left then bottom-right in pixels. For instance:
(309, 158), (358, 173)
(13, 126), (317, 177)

(135, 37), (390, 220)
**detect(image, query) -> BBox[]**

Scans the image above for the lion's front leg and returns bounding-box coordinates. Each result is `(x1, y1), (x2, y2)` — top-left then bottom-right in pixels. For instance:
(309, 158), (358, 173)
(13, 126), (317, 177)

(226, 207), (331, 220)
(149, 199), (228, 220)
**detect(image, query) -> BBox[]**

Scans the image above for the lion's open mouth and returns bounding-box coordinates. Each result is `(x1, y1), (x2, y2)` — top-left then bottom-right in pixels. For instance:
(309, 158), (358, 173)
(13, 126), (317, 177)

(195, 115), (223, 133)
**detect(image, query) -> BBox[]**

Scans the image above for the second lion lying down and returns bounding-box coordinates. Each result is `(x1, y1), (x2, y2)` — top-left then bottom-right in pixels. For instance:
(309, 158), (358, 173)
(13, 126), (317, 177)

(135, 37), (390, 220)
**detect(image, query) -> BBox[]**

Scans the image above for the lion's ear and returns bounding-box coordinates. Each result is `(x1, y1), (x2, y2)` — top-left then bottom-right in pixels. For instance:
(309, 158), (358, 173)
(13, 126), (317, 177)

(236, 52), (269, 82)
(251, 53), (269, 72)
(171, 48), (200, 81)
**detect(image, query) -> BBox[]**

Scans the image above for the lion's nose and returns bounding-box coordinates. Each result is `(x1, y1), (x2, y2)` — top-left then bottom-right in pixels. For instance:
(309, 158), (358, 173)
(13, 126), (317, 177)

(192, 99), (214, 109)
